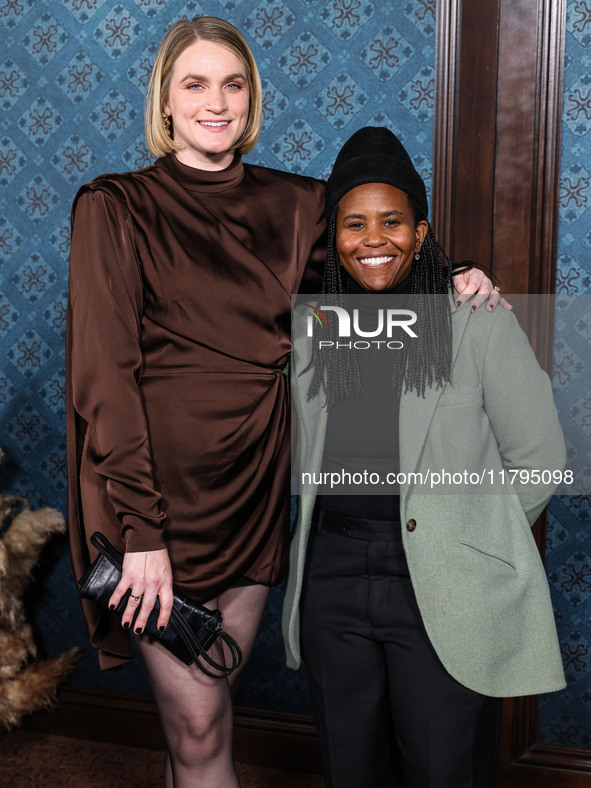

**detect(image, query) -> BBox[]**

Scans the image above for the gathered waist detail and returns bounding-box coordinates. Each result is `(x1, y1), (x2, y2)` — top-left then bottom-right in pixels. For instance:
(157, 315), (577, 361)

(141, 363), (286, 378)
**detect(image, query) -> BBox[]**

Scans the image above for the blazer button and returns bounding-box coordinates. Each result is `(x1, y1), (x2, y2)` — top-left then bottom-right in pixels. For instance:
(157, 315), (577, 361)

(406, 518), (417, 532)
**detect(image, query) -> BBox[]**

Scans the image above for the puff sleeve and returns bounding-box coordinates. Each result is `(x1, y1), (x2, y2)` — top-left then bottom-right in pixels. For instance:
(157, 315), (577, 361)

(68, 184), (166, 552)
(298, 179), (327, 294)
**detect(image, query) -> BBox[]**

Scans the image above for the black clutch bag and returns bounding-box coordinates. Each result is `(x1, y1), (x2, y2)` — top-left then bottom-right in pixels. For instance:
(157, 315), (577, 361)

(78, 531), (242, 678)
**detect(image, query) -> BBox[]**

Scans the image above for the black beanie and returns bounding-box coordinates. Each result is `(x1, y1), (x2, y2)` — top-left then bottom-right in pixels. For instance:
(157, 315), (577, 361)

(325, 126), (428, 220)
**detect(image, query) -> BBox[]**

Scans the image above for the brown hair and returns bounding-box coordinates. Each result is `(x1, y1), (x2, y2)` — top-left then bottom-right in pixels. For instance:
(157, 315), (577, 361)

(145, 16), (262, 158)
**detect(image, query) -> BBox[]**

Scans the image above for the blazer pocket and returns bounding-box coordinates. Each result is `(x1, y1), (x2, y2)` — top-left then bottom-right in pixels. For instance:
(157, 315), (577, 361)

(459, 539), (516, 570)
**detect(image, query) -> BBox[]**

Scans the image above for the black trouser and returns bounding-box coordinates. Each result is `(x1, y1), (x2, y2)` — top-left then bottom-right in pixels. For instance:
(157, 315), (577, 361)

(300, 510), (502, 788)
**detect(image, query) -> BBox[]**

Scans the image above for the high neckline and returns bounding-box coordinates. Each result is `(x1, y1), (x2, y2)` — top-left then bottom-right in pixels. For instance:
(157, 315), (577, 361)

(157, 152), (245, 193)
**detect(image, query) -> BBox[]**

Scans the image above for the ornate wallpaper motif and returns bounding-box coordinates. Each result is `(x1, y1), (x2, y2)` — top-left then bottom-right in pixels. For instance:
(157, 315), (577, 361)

(0, 0), (436, 709)
(6, 0), (586, 742)
(538, 0), (591, 749)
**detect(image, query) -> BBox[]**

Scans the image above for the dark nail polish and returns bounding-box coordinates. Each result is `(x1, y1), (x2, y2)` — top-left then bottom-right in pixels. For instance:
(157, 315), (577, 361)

(455, 300), (461, 308)
(135, 627), (143, 635)
(123, 622), (130, 630)
(109, 604), (115, 611)
(158, 625), (165, 632)
(471, 305), (476, 312)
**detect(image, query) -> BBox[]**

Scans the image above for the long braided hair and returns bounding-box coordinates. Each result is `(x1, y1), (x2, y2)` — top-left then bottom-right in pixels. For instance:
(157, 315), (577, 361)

(305, 194), (453, 408)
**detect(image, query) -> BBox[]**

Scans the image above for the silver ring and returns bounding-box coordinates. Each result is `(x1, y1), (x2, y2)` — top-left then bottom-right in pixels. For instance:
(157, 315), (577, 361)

(493, 285), (501, 293)
(130, 593), (142, 601)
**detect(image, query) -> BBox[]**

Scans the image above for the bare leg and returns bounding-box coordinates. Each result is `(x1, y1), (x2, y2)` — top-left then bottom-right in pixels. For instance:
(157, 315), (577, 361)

(217, 583), (270, 691)
(135, 583), (269, 788)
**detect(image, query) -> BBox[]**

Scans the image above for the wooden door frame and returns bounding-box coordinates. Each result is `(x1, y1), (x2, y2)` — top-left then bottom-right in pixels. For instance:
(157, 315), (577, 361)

(433, 0), (565, 296)
(433, 0), (591, 784)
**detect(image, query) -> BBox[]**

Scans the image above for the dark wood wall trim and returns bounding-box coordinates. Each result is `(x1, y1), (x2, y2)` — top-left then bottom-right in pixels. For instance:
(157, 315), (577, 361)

(23, 685), (322, 774)
(434, 0), (502, 272)
(499, 743), (591, 788)
(433, 0), (588, 786)
(433, 0), (566, 298)
(22, 684), (591, 782)
(529, 0), (567, 296)
(432, 0), (461, 251)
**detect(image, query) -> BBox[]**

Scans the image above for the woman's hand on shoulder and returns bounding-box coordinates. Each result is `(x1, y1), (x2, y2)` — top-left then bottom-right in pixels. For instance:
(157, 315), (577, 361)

(452, 266), (513, 312)
(108, 548), (174, 634)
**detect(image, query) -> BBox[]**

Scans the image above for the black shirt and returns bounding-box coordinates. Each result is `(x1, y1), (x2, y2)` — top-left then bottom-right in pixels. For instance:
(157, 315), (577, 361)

(318, 273), (411, 521)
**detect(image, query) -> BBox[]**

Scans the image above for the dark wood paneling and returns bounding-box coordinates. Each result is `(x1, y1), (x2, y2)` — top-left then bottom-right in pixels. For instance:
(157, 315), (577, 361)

(433, 0), (587, 786)
(493, 0), (565, 367)
(432, 0), (460, 252)
(493, 0), (541, 291)
(499, 743), (591, 787)
(530, 0), (567, 296)
(23, 686), (167, 751)
(499, 765), (591, 788)
(23, 686), (322, 774)
(440, 0), (501, 270)
(434, 0), (565, 298)
(22, 685), (591, 783)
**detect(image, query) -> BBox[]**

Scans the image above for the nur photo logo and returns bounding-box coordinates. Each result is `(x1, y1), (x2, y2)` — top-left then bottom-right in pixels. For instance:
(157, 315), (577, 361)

(301, 303), (418, 350)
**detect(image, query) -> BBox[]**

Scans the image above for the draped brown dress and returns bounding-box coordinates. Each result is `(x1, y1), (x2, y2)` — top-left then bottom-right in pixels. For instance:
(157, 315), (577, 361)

(66, 153), (326, 668)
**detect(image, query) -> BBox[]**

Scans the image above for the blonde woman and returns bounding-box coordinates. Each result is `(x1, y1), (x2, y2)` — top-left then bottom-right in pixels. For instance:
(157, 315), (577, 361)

(67, 17), (501, 786)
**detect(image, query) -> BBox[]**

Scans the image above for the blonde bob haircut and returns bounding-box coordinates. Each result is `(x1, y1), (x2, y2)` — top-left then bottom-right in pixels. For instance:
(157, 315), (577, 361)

(145, 16), (263, 158)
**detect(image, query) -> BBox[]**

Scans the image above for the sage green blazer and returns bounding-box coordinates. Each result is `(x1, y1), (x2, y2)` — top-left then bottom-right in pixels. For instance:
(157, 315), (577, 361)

(282, 295), (566, 697)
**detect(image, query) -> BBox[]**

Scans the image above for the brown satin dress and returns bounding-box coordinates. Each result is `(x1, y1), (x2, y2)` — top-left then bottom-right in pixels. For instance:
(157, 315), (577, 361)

(66, 153), (326, 668)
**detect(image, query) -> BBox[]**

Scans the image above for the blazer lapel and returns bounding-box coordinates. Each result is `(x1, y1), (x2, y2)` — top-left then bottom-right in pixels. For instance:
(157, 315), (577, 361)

(292, 320), (329, 502)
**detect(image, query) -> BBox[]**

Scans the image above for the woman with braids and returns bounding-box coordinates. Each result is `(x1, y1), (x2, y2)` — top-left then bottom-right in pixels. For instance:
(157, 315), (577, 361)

(67, 15), (502, 783)
(282, 127), (566, 788)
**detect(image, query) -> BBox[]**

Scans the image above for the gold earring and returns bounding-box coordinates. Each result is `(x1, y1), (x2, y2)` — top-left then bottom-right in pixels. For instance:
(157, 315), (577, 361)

(162, 112), (171, 136)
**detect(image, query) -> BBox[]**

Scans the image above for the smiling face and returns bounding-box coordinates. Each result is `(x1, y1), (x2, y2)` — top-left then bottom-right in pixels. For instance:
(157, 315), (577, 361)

(163, 39), (250, 171)
(336, 182), (428, 292)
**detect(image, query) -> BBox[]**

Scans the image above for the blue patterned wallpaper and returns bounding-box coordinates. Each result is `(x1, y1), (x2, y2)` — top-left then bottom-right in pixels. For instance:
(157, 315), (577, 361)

(538, 0), (591, 749)
(0, 0), (436, 709)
